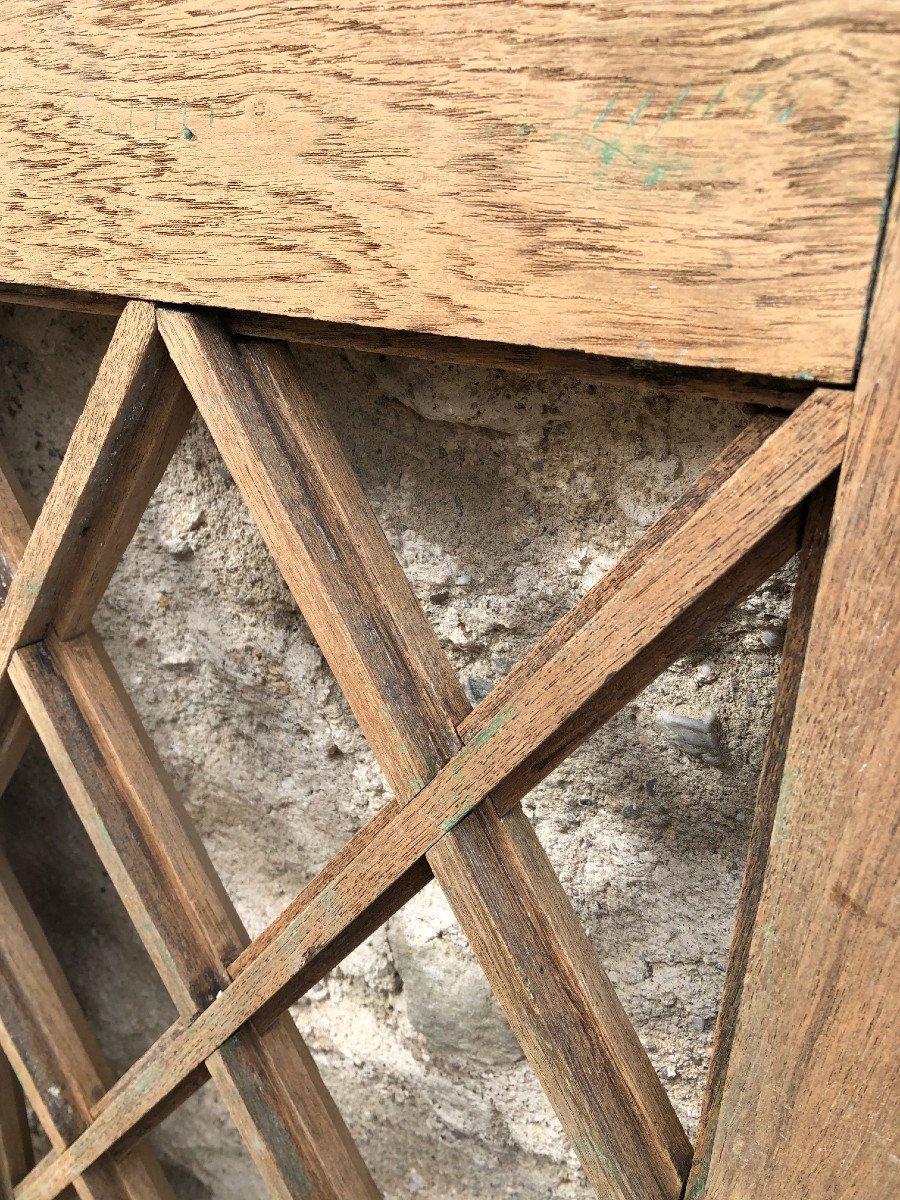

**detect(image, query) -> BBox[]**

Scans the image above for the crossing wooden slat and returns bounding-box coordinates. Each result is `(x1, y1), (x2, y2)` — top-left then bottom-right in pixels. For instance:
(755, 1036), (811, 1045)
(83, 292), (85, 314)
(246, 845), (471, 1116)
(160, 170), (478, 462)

(0, 441), (379, 1200)
(11, 373), (848, 1200)
(0, 1050), (32, 1199)
(698, 169), (900, 1200)
(163, 325), (692, 1199)
(7, 632), (379, 1200)
(685, 481), (835, 1197)
(0, 302), (193, 667)
(0, 854), (175, 1200)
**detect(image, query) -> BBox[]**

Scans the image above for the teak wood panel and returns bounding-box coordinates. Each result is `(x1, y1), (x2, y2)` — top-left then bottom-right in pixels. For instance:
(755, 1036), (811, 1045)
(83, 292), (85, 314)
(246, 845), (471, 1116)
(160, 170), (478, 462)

(698, 158), (900, 1200)
(2, 2), (898, 380)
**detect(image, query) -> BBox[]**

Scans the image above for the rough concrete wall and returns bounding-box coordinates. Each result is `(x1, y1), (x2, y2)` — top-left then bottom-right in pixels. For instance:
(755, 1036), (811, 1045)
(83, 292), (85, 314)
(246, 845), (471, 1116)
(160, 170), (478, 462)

(0, 305), (793, 1200)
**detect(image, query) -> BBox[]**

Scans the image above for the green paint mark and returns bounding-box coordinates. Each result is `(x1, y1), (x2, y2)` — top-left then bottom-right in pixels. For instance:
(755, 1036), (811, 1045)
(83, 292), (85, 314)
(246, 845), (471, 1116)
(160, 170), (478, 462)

(702, 84), (726, 118)
(441, 799), (478, 833)
(182, 98), (195, 140)
(662, 85), (691, 122)
(744, 86), (767, 115)
(794, 370), (813, 380)
(573, 1134), (625, 1192)
(209, 103), (215, 126)
(627, 90), (654, 126)
(464, 707), (517, 753)
(645, 164), (666, 187)
(778, 102), (796, 123)
(518, 123), (534, 137)
(592, 93), (618, 129)
(773, 767), (800, 844)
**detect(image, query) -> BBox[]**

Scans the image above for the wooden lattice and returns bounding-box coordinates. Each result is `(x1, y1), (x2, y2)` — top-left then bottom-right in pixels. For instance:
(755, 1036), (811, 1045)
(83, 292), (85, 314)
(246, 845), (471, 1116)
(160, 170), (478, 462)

(0, 186), (896, 1200)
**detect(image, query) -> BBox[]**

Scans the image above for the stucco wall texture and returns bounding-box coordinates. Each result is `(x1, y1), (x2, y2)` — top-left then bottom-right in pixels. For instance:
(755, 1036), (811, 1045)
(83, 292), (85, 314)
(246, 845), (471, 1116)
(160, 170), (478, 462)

(0, 303), (793, 1200)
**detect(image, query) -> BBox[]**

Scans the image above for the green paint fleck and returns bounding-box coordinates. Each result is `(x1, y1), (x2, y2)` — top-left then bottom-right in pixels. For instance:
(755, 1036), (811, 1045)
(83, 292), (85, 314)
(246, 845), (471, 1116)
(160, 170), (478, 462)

(662, 85), (692, 122)
(209, 103), (215, 127)
(627, 90), (655, 126)
(592, 93), (618, 129)
(778, 102), (797, 124)
(645, 164), (666, 187)
(702, 84), (727, 119)
(441, 799), (478, 833)
(744, 86), (767, 115)
(794, 370), (813, 380)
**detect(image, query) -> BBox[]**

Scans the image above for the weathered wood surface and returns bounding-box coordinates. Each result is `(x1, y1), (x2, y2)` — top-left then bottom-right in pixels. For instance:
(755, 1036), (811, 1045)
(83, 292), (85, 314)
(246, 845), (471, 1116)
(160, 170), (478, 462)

(686, 482), (834, 1197)
(0, 284), (808, 411)
(159, 316), (691, 1199)
(0, 855), (175, 1200)
(0, 1051), (31, 1199)
(0, 302), (193, 664)
(3, 3), (898, 380)
(698, 171), (900, 1200)
(0, 440), (379, 1199)
(12, 380), (849, 1200)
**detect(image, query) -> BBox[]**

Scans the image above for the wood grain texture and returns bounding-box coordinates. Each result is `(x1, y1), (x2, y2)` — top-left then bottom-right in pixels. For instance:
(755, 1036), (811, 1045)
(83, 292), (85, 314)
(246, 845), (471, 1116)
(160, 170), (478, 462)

(8, 632), (380, 1200)
(11, 381), (850, 1200)
(699, 164), (900, 1200)
(0, 284), (808, 411)
(0, 1051), (32, 1199)
(161, 316), (690, 1199)
(685, 481), (835, 1197)
(2, 3), (898, 379)
(0, 301), (193, 663)
(0, 855), (175, 1200)
(0, 445), (378, 1198)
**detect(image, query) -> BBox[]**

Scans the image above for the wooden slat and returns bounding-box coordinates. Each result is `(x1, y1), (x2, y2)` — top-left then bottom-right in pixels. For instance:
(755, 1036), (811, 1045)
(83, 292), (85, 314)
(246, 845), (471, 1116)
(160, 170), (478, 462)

(0, 283), (807, 412)
(13, 377), (849, 1200)
(161, 324), (692, 1198)
(0, 440), (379, 1199)
(0, 854), (175, 1200)
(685, 481), (835, 1197)
(0, 1050), (32, 1199)
(698, 165), (900, 1200)
(7, 634), (379, 1200)
(0, 301), (194, 661)
(2, 4), (898, 379)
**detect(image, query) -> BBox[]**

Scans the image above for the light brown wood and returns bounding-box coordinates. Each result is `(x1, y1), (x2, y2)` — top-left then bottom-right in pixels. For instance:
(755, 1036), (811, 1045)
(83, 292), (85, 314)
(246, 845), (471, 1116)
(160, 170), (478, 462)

(0, 284), (806, 411)
(686, 481), (835, 1197)
(0, 302), (193, 664)
(163, 322), (691, 1199)
(0, 854), (175, 1200)
(3, 4), (898, 379)
(11, 379), (849, 1200)
(7, 633), (379, 1200)
(0, 1051), (32, 1199)
(0, 439), (379, 1199)
(698, 168), (900, 1200)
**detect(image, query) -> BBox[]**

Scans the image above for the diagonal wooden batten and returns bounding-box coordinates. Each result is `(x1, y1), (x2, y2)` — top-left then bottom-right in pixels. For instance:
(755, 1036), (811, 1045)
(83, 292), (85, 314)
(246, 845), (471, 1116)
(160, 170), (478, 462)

(0, 301), (194, 669)
(0, 853), (175, 1200)
(11, 356), (850, 1200)
(0, 446), (380, 1199)
(685, 481), (835, 1197)
(160, 318), (691, 1200)
(1, 1049), (32, 1199)
(698, 172), (900, 1200)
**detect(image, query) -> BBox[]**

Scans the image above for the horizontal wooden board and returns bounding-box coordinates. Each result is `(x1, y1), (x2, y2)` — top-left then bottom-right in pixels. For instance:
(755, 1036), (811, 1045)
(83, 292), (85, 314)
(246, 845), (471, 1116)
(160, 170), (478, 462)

(1, 2), (897, 380)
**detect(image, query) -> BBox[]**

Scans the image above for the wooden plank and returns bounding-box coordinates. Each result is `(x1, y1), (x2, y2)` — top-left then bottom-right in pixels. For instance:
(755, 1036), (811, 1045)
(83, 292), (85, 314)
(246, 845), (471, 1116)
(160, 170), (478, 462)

(0, 301), (194, 663)
(0, 284), (807, 412)
(698, 165), (900, 1200)
(2, 4), (898, 380)
(0, 854), (175, 1200)
(11, 379), (849, 1200)
(0, 1051), (32, 1199)
(163, 324), (692, 1198)
(685, 481), (835, 1197)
